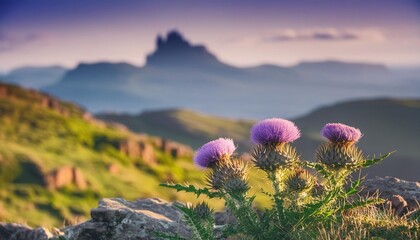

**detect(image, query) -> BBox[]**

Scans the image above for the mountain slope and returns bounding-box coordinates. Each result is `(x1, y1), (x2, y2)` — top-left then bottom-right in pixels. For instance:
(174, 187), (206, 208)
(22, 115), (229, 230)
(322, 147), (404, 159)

(98, 109), (254, 152)
(42, 30), (420, 119)
(0, 82), (207, 226)
(1, 66), (67, 88)
(98, 98), (420, 181)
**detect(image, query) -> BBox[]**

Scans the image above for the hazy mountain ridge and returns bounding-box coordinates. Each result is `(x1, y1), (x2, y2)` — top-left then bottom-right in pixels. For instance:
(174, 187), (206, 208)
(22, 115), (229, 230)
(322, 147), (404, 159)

(40, 30), (420, 119)
(98, 98), (420, 181)
(1, 66), (67, 89)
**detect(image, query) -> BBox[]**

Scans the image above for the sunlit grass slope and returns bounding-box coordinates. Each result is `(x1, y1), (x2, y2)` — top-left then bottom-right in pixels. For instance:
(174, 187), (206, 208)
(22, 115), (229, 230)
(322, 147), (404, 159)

(0, 82), (272, 227)
(0, 82), (207, 226)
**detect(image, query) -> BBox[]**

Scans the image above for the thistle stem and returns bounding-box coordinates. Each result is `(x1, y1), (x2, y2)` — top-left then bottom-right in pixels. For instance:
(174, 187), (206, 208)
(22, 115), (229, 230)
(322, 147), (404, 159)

(268, 171), (285, 224)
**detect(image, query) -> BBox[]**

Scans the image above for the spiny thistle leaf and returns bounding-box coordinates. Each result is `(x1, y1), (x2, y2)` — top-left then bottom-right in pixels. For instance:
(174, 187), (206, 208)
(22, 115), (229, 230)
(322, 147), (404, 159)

(304, 161), (330, 179)
(159, 183), (222, 198)
(361, 151), (394, 168)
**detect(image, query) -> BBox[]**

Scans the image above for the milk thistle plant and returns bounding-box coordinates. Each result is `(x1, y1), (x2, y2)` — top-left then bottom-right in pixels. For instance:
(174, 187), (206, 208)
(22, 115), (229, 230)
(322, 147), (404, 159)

(161, 119), (396, 239)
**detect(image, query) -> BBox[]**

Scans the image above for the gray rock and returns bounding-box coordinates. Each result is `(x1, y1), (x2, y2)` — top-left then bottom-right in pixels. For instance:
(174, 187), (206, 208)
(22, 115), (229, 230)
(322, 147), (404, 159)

(361, 176), (420, 215)
(63, 198), (191, 240)
(0, 223), (52, 240)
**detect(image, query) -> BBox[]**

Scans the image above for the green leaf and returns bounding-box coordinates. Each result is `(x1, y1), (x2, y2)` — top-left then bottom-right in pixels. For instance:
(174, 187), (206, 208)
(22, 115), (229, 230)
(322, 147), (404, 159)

(304, 161), (330, 179)
(159, 183), (223, 198)
(361, 152), (394, 168)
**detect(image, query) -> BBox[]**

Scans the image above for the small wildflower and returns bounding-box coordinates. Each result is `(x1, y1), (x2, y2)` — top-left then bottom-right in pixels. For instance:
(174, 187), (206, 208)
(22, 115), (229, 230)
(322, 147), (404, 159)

(321, 123), (362, 144)
(251, 118), (301, 145)
(194, 138), (236, 168)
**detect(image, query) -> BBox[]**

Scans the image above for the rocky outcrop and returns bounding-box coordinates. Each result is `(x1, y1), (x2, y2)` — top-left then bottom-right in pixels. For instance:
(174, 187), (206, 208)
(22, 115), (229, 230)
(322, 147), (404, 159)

(0, 223), (52, 240)
(361, 176), (420, 216)
(153, 138), (193, 158)
(0, 85), (7, 97)
(44, 166), (88, 190)
(146, 30), (222, 69)
(119, 138), (157, 165)
(107, 163), (120, 174)
(82, 112), (107, 128)
(63, 198), (191, 240)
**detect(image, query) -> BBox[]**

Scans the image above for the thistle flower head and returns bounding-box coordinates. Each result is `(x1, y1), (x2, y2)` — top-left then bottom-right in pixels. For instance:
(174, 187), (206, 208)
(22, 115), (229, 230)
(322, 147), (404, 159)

(194, 138), (236, 168)
(285, 168), (314, 192)
(251, 118), (301, 145)
(321, 123), (362, 144)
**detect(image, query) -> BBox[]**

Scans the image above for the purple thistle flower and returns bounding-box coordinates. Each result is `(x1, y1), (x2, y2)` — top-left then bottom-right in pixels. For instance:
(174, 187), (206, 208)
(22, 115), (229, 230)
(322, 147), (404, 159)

(321, 123), (362, 143)
(250, 118), (301, 145)
(194, 138), (236, 168)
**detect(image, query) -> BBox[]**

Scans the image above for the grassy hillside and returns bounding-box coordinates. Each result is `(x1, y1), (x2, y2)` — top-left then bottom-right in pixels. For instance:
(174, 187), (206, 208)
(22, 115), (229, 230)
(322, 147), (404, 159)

(0, 82), (272, 227)
(98, 109), (254, 152)
(98, 98), (420, 181)
(0, 82), (208, 227)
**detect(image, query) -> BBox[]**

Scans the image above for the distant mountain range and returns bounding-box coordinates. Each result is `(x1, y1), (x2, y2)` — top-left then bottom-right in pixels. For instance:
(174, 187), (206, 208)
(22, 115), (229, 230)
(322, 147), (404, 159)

(98, 98), (420, 181)
(0, 66), (67, 89)
(1, 30), (412, 119)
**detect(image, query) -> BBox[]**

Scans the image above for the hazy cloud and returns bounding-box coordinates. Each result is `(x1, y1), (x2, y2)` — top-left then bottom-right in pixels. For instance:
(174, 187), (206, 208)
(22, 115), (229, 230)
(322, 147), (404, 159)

(264, 28), (384, 42)
(0, 32), (42, 51)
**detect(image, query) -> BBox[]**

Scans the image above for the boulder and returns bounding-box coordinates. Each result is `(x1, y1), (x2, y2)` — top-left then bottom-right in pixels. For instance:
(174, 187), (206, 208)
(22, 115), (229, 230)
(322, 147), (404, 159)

(384, 195), (409, 216)
(361, 176), (420, 216)
(63, 198), (191, 240)
(0, 223), (52, 240)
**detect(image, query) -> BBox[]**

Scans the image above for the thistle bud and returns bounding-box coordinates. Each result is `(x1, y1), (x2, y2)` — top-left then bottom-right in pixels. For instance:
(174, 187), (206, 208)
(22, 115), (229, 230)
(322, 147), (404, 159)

(207, 158), (248, 191)
(316, 143), (364, 168)
(223, 176), (249, 194)
(193, 202), (213, 220)
(252, 143), (299, 172)
(285, 168), (314, 192)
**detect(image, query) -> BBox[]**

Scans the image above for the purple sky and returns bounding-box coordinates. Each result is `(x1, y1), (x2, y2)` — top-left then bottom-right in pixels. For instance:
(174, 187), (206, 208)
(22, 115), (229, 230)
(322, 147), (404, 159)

(1, 0), (420, 71)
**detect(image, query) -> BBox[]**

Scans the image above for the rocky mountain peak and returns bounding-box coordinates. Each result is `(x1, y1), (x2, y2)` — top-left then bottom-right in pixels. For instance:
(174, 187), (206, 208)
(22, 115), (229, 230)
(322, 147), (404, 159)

(146, 30), (221, 68)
